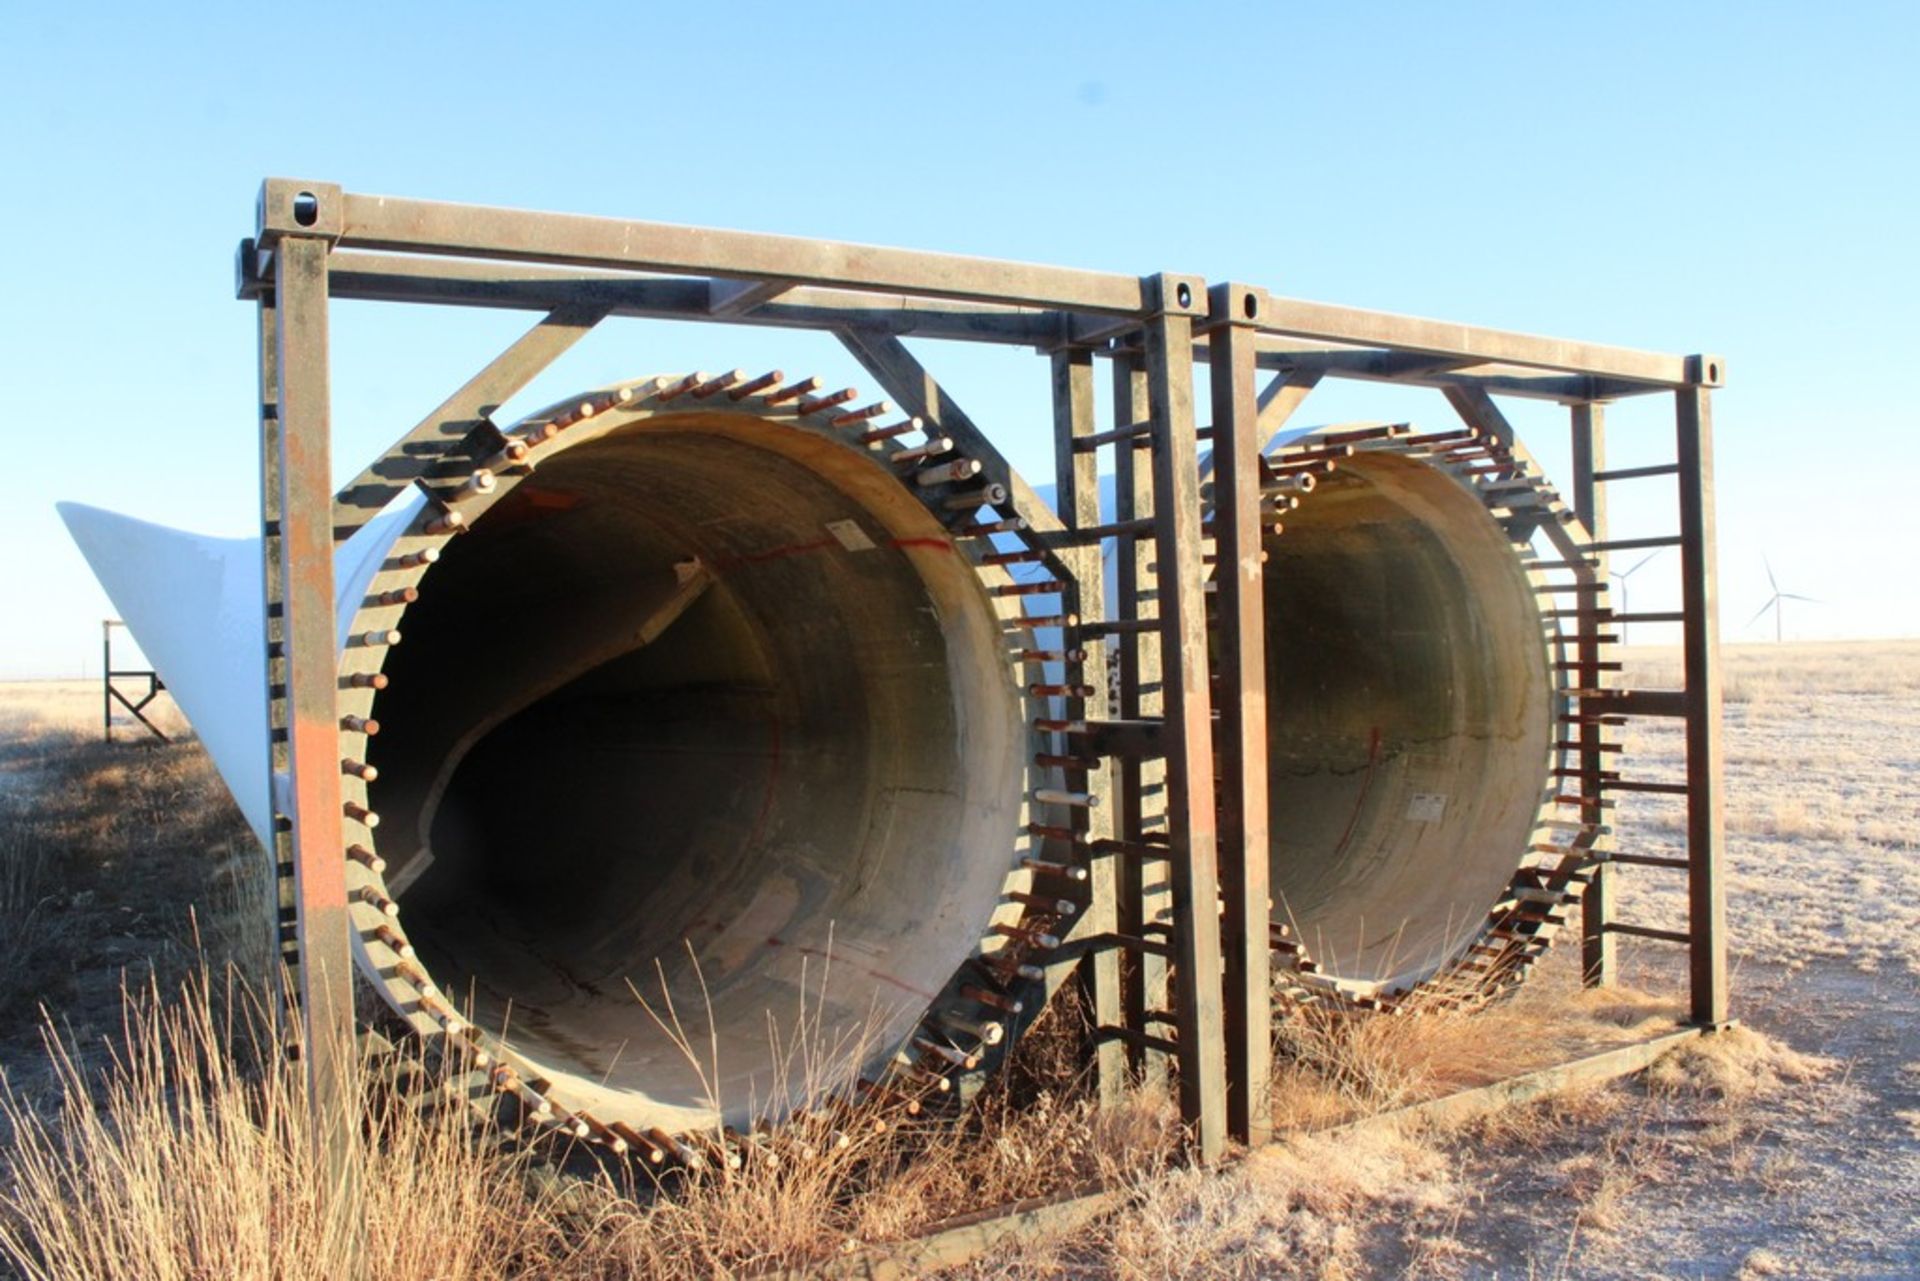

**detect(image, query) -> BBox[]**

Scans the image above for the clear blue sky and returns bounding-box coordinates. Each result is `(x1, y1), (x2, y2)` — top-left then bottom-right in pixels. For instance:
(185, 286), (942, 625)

(6, 1), (1916, 678)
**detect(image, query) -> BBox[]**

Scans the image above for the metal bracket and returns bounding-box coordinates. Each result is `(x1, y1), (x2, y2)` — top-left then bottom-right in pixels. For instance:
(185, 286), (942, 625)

(257, 178), (345, 244)
(1144, 272), (1209, 319)
(1687, 353), (1727, 387)
(1200, 282), (1270, 333)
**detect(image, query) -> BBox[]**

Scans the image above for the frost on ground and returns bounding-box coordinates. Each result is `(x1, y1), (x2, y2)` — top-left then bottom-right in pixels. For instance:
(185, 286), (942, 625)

(949, 986), (1911, 1279)
(1612, 641), (1920, 980)
(947, 642), (1920, 1279)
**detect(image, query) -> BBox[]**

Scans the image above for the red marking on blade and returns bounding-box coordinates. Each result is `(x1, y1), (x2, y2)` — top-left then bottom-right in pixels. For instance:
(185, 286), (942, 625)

(472, 485), (584, 533)
(866, 969), (941, 1001)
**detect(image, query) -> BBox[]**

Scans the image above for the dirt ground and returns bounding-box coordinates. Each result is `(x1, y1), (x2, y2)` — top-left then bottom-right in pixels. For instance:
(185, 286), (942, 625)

(1359, 952), (1918, 1279)
(1, 642), (1916, 1278)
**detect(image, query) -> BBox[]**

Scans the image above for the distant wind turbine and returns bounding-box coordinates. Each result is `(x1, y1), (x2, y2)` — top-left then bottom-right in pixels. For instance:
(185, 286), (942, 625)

(1610, 550), (1661, 645)
(1748, 556), (1816, 642)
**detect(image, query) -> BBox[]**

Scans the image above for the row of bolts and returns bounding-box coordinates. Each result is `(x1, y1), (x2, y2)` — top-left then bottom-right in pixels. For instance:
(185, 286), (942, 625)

(321, 385), (1566, 1154)
(323, 370), (1094, 1157)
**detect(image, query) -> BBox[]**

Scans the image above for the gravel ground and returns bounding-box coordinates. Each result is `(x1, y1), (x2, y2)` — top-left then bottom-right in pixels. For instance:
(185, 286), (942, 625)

(1364, 955), (1920, 1279)
(1326, 644), (1920, 1279)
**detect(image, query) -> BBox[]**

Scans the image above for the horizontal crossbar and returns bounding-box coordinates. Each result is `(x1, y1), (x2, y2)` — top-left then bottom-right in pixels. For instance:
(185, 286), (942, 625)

(1603, 922), (1692, 944)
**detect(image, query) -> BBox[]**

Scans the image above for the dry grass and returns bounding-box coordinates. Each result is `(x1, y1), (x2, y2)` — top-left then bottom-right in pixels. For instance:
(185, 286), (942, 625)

(0, 962), (1177, 1280)
(948, 1016), (1837, 1281)
(1615, 640), (1920, 976)
(1266, 971), (1683, 1132)
(0, 688), (1178, 1281)
(0, 651), (1875, 1279)
(2, 963), (1709, 1281)
(0, 691), (258, 1025)
(1095, 1126), (1459, 1280)
(0, 682), (1007, 1279)
(0, 970), (561, 1281)
(0, 676), (1622, 1281)
(1641, 1022), (1834, 1103)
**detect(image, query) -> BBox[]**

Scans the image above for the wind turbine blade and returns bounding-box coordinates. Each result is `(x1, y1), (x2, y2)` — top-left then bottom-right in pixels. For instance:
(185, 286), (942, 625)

(58, 493), (425, 845)
(60, 503), (272, 838)
(1764, 555), (1778, 595)
(1780, 594), (1818, 603)
(1746, 597), (1778, 628)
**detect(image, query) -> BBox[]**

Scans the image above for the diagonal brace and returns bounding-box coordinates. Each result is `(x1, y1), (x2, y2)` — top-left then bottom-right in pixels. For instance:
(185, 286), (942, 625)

(834, 328), (1067, 537)
(1256, 369), (1323, 435)
(332, 302), (608, 537)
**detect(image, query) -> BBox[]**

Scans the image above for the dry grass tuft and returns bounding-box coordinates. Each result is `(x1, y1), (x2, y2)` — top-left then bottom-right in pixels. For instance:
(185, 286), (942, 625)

(575, 988), (1179, 1276)
(961, 1126), (1460, 1281)
(0, 959), (1181, 1280)
(1642, 1025), (1835, 1102)
(0, 687), (255, 1025)
(1737, 1247), (1789, 1278)
(1268, 974), (1684, 1133)
(0, 969), (565, 1281)
(1618, 641), (1920, 979)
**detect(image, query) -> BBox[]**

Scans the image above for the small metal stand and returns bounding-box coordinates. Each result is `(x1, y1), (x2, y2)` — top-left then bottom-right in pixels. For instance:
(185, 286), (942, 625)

(236, 178), (1727, 1197)
(101, 619), (169, 743)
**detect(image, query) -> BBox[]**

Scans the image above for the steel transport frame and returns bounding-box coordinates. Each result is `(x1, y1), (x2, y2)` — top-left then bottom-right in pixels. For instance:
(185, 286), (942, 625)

(235, 177), (1727, 1221)
(101, 618), (170, 743)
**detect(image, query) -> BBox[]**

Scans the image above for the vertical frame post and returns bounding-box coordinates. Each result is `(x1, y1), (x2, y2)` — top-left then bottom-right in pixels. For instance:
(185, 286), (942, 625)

(1675, 384), (1728, 1026)
(1051, 347), (1126, 1105)
(1569, 401), (1615, 987)
(1142, 276), (1229, 1161)
(1109, 347), (1170, 1090)
(1206, 284), (1273, 1147)
(259, 212), (362, 1237)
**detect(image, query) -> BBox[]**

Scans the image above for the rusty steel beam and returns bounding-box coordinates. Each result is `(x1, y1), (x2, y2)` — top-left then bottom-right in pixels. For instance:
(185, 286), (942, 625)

(1050, 347), (1126, 1106)
(836, 328), (1067, 543)
(1105, 347), (1169, 1091)
(1255, 367), (1323, 435)
(1206, 284), (1274, 1148)
(1142, 279), (1229, 1162)
(1676, 387), (1729, 1027)
(1256, 298), (1700, 386)
(1569, 401), (1615, 988)
(243, 247), (1068, 348)
(332, 303), (607, 537)
(257, 178), (1150, 315)
(258, 227), (363, 1243)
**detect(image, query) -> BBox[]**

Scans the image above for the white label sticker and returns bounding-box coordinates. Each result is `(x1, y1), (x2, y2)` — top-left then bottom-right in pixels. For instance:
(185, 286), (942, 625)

(825, 519), (876, 552)
(1406, 793), (1447, 823)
